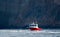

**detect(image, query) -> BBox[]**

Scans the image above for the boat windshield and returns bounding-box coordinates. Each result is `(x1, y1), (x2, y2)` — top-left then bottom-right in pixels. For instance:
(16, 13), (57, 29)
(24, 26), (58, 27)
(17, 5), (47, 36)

(30, 25), (36, 26)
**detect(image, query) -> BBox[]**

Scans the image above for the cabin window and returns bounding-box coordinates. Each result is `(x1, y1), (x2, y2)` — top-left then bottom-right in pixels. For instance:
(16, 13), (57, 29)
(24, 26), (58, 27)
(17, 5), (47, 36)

(30, 25), (37, 26)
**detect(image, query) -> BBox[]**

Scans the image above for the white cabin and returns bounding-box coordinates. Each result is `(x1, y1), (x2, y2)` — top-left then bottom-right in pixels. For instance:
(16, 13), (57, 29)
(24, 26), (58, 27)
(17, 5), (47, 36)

(29, 22), (38, 28)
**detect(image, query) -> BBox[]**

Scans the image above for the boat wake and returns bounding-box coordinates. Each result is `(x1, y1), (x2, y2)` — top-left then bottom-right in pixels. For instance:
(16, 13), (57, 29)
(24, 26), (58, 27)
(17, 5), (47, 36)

(0, 29), (60, 37)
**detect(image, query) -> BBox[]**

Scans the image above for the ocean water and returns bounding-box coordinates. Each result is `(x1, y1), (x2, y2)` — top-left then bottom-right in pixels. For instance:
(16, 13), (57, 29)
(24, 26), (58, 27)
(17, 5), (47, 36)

(0, 29), (60, 37)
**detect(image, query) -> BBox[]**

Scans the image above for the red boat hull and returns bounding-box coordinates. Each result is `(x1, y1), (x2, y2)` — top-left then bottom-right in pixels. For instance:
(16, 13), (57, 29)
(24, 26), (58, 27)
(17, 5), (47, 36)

(30, 28), (42, 31)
